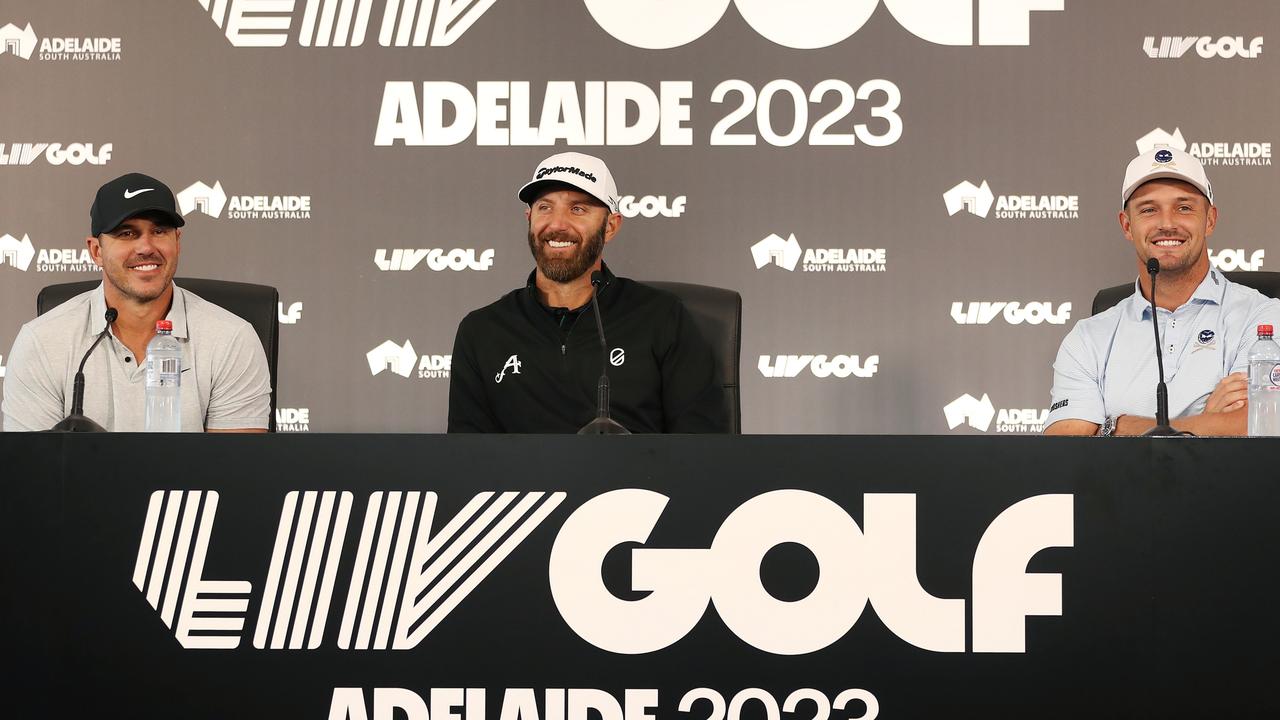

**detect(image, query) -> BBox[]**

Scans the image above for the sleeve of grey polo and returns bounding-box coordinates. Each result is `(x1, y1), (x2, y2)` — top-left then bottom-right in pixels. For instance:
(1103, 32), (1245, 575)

(1229, 297), (1280, 375)
(203, 322), (272, 431)
(1045, 323), (1106, 427)
(1, 323), (66, 432)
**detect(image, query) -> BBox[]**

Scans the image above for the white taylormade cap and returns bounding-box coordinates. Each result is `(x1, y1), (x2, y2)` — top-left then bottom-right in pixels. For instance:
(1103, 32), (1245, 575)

(518, 152), (620, 213)
(1121, 146), (1213, 208)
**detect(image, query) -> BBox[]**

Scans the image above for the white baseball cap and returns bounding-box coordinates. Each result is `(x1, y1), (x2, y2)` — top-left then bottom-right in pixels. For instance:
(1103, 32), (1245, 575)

(518, 152), (620, 213)
(1121, 146), (1213, 208)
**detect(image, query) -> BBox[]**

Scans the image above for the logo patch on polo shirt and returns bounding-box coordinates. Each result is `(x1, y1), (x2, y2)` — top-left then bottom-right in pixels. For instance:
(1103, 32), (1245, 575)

(610, 348), (625, 367)
(495, 354), (522, 383)
(1197, 329), (1215, 345)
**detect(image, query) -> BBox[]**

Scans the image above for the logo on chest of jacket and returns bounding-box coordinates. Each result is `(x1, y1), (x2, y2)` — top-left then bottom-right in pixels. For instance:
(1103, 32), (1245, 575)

(496, 355), (522, 383)
(609, 348), (625, 367)
(1195, 329), (1217, 351)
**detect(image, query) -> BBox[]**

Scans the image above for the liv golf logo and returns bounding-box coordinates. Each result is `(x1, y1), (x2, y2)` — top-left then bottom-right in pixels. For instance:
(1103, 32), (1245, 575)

(130, 487), (1071, 653)
(751, 233), (886, 273)
(177, 180), (312, 220)
(195, 0), (498, 47)
(944, 180), (1079, 220)
(0, 22), (121, 61)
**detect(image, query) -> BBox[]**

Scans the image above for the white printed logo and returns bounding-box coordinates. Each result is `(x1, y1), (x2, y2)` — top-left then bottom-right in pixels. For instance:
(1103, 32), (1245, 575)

(0, 22), (37, 59)
(0, 22), (121, 61)
(374, 248), (494, 272)
(751, 233), (886, 273)
(945, 180), (1078, 220)
(130, 487), (1070, 654)
(944, 180), (995, 217)
(367, 340), (418, 378)
(0, 233), (35, 271)
(609, 348), (625, 367)
(197, 0), (498, 48)
(1210, 249), (1265, 272)
(751, 233), (802, 271)
(619, 195), (686, 219)
(0, 143), (113, 166)
(944, 393), (997, 431)
(278, 301), (302, 325)
(951, 302), (1072, 325)
(178, 180), (310, 220)
(1136, 128), (1271, 167)
(585, 0), (1063, 50)
(275, 407), (310, 432)
(367, 340), (450, 380)
(495, 354), (522, 383)
(758, 354), (879, 379)
(551, 489), (1072, 654)
(1144, 36), (1263, 59)
(2, 234), (94, 272)
(945, 393), (1047, 433)
(123, 188), (153, 199)
(133, 489), (564, 649)
(177, 181), (228, 218)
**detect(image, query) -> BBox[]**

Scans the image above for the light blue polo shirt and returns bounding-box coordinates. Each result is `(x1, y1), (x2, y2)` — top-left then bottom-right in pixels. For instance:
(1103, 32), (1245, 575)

(1047, 269), (1280, 426)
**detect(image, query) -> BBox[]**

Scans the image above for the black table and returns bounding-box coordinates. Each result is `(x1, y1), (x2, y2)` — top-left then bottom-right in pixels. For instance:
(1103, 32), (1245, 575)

(2, 434), (1276, 718)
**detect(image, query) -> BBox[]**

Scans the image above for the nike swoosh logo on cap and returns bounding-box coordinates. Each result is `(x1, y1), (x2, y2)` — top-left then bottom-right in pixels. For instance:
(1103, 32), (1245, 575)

(123, 188), (154, 199)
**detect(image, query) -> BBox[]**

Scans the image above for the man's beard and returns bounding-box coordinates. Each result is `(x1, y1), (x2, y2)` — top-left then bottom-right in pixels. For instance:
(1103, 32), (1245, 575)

(528, 220), (606, 283)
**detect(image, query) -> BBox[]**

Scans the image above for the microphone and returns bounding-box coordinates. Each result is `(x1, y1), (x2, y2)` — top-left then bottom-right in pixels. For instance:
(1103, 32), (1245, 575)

(1141, 258), (1180, 436)
(578, 270), (630, 435)
(49, 307), (116, 432)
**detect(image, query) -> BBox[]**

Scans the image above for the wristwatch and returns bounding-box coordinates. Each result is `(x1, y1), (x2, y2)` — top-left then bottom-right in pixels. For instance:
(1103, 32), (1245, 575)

(1100, 416), (1117, 437)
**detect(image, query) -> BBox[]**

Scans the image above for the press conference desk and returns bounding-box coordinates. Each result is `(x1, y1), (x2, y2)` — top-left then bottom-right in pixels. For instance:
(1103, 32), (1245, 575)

(2, 434), (1277, 719)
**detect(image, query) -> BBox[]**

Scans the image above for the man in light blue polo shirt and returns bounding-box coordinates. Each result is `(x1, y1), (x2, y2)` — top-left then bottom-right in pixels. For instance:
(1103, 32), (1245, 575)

(1045, 147), (1280, 436)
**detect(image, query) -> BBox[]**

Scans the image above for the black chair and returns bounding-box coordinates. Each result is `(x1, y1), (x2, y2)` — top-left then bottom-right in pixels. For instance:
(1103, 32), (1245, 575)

(1092, 271), (1280, 315)
(36, 278), (281, 432)
(643, 280), (742, 434)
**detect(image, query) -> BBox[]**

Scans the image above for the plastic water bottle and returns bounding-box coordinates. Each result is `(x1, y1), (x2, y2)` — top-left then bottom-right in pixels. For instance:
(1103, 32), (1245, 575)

(145, 319), (182, 432)
(1247, 324), (1280, 437)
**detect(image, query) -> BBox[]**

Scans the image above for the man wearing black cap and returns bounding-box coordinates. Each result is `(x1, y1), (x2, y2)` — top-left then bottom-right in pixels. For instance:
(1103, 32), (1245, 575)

(447, 152), (727, 433)
(1, 173), (271, 432)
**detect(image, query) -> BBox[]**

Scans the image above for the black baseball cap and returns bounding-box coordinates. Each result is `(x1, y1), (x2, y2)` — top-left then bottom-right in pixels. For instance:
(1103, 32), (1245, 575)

(90, 172), (186, 236)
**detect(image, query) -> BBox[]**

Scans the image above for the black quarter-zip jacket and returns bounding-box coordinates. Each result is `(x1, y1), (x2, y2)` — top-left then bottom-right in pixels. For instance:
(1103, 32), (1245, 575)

(447, 264), (727, 433)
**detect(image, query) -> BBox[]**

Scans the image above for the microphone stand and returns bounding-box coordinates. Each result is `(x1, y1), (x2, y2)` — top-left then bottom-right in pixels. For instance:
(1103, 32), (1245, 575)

(579, 272), (630, 435)
(49, 307), (117, 432)
(1142, 259), (1180, 436)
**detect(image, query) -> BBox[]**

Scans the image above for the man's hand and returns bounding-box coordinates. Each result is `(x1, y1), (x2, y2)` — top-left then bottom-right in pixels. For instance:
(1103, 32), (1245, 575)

(1205, 372), (1248, 414)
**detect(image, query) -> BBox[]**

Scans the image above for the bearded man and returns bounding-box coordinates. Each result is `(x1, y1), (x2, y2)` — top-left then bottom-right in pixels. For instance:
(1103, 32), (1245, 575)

(446, 152), (726, 433)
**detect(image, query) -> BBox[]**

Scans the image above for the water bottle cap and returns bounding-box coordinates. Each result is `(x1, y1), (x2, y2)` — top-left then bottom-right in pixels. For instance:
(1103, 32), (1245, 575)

(156, 319), (173, 332)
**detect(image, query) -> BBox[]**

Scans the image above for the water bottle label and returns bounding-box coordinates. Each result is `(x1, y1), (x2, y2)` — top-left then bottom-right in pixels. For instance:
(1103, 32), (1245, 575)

(1272, 363), (1280, 386)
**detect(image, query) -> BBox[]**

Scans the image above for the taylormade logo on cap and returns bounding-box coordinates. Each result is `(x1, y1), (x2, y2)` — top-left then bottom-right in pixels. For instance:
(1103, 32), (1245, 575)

(536, 165), (597, 183)
(519, 152), (619, 212)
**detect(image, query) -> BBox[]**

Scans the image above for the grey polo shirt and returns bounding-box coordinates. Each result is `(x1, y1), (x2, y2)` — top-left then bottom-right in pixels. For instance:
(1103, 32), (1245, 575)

(1047, 268), (1280, 426)
(2, 282), (271, 432)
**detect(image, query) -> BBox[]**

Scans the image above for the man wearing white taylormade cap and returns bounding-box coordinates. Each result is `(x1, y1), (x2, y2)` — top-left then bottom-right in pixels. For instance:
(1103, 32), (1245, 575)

(447, 152), (727, 432)
(1044, 146), (1280, 436)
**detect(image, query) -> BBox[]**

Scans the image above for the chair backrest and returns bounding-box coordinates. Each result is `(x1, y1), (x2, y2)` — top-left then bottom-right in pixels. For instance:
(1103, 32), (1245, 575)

(642, 280), (742, 433)
(36, 278), (281, 432)
(1092, 271), (1280, 315)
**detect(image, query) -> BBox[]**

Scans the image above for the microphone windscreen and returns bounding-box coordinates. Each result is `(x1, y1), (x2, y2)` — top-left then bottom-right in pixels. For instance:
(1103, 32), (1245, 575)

(1146, 257), (1160, 275)
(590, 271), (605, 287)
(105, 308), (118, 323)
